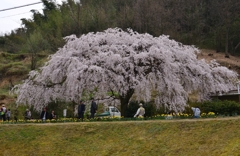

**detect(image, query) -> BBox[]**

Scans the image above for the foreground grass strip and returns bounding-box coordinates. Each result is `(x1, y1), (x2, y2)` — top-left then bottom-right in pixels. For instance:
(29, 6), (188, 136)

(1, 117), (240, 156)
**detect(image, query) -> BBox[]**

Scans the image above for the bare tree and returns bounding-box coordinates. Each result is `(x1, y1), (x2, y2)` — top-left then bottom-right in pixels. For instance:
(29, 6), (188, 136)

(208, 0), (240, 55)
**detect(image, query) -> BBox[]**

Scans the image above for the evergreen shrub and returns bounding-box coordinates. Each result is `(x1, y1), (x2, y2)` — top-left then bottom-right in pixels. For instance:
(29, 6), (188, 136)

(192, 100), (240, 116)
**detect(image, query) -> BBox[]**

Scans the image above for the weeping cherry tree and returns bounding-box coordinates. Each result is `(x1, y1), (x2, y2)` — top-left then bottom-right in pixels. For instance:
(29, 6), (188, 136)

(13, 28), (238, 116)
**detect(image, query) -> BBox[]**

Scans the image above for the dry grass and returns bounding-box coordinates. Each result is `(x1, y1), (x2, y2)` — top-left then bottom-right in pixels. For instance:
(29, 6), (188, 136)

(198, 49), (240, 73)
(1, 117), (240, 156)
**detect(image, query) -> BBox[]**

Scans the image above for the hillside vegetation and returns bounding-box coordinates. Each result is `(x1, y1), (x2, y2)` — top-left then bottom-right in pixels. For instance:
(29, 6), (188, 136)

(0, 52), (48, 107)
(1, 0), (240, 56)
(1, 118), (240, 155)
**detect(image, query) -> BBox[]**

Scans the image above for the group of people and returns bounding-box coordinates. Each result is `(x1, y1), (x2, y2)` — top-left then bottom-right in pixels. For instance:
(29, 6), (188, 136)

(23, 98), (97, 122)
(23, 107), (57, 122)
(77, 98), (98, 120)
(21, 98), (97, 122)
(133, 104), (201, 119)
(0, 104), (11, 121)
(78, 99), (146, 119)
(1, 98), (97, 122)
(40, 108), (57, 122)
(1, 104), (58, 122)
(1, 98), (201, 122)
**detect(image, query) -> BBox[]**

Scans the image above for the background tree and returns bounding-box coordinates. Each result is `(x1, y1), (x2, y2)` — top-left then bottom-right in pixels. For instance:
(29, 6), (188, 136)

(2, 28), (27, 53)
(2, 0), (240, 55)
(24, 30), (50, 70)
(13, 28), (238, 116)
(206, 0), (240, 54)
(114, 1), (135, 31)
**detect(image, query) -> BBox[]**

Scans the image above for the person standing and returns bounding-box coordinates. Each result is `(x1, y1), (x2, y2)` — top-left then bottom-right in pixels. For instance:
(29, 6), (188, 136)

(90, 98), (97, 118)
(0, 107), (3, 121)
(40, 107), (49, 122)
(78, 100), (86, 121)
(191, 106), (201, 118)
(134, 103), (145, 118)
(0, 108), (2, 121)
(14, 109), (18, 122)
(28, 110), (32, 120)
(1, 104), (7, 121)
(6, 109), (11, 121)
(24, 109), (31, 120)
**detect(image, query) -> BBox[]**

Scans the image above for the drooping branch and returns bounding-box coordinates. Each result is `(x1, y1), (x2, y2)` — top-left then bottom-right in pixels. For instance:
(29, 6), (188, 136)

(13, 28), (238, 114)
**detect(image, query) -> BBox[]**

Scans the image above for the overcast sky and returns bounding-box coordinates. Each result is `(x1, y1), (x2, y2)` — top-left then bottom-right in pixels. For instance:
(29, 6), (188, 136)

(0, 0), (64, 35)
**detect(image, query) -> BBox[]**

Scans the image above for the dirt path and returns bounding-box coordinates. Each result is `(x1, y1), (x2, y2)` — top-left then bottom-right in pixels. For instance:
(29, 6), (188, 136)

(1, 116), (240, 126)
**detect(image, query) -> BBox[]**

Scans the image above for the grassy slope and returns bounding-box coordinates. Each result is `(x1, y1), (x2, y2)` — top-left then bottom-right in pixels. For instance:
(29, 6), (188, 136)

(1, 117), (240, 156)
(0, 52), (48, 107)
(198, 49), (240, 73)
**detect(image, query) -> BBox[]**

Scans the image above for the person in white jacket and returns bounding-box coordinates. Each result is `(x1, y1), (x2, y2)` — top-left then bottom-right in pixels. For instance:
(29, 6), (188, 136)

(191, 107), (201, 118)
(134, 103), (145, 118)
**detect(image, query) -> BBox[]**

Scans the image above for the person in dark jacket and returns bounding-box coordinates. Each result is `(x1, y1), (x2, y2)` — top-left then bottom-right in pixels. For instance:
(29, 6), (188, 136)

(78, 100), (86, 121)
(49, 110), (56, 120)
(40, 107), (49, 122)
(90, 98), (97, 118)
(14, 109), (18, 122)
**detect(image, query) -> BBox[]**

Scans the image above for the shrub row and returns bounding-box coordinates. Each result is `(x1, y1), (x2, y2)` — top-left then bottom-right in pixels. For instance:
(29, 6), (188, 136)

(191, 100), (240, 116)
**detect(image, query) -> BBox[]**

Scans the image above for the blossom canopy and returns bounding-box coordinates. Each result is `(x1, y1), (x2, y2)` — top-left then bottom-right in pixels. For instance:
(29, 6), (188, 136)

(14, 28), (238, 114)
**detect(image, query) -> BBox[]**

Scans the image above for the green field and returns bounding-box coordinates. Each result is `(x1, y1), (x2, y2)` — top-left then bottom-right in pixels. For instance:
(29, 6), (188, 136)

(1, 117), (240, 156)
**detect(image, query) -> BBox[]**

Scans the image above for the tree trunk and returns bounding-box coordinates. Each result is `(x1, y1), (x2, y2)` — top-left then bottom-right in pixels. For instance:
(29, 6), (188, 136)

(225, 27), (229, 55)
(119, 89), (134, 117)
(234, 42), (240, 53)
(31, 52), (36, 70)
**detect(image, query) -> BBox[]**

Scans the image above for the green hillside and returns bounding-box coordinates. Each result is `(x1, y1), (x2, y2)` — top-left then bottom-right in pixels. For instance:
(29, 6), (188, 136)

(1, 118), (240, 156)
(0, 52), (48, 110)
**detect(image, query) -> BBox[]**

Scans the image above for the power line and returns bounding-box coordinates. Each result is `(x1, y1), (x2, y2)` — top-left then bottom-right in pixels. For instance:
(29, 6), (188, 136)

(0, 2), (42, 12)
(0, 10), (42, 19)
(0, 12), (32, 19)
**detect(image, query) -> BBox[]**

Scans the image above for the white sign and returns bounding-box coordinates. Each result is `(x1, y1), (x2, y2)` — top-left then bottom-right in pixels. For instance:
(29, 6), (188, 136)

(63, 109), (67, 117)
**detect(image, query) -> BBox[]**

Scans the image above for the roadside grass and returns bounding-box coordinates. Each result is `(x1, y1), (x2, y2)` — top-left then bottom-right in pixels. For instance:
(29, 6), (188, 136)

(1, 117), (240, 156)
(0, 111), (217, 124)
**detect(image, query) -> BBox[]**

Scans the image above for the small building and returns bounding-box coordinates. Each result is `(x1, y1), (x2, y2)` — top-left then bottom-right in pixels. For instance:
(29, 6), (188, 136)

(210, 82), (240, 102)
(211, 90), (240, 102)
